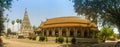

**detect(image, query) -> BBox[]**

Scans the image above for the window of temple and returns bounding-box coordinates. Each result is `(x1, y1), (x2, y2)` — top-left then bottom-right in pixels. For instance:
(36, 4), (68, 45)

(49, 30), (52, 37)
(70, 29), (74, 37)
(44, 31), (46, 36)
(84, 31), (87, 38)
(89, 31), (92, 38)
(77, 29), (81, 37)
(55, 30), (59, 37)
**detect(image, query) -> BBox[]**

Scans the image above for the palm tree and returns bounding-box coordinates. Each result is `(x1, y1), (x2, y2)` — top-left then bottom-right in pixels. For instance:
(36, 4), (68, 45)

(6, 14), (9, 34)
(12, 20), (15, 32)
(16, 19), (20, 32)
(19, 19), (22, 32)
(98, 26), (114, 42)
(6, 19), (9, 34)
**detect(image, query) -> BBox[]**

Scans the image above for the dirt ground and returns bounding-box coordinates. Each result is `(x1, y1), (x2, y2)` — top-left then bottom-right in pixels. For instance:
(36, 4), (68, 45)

(2, 38), (117, 47)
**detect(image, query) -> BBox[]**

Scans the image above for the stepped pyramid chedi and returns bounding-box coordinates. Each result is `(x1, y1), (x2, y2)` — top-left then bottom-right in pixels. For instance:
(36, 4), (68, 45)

(19, 8), (33, 37)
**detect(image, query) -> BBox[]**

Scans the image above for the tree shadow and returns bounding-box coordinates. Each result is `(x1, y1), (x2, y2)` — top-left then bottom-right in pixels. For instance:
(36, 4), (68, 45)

(57, 44), (78, 47)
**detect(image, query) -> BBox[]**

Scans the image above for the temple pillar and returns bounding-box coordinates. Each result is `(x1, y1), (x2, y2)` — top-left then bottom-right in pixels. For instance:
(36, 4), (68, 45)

(46, 30), (49, 36)
(66, 28), (70, 37)
(42, 30), (44, 36)
(52, 28), (55, 37)
(87, 29), (89, 38)
(92, 32), (95, 38)
(73, 28), (77, 37)
(58, 28), (62, 36)
(81, 28), (84, 38)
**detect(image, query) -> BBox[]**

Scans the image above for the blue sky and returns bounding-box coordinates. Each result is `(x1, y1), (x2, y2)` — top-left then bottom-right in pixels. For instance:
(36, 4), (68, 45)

(4, 0), (76, 31)
(4, 0), (119, 34)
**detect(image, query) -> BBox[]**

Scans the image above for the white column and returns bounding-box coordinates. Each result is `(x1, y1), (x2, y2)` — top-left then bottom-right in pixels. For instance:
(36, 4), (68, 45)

(46, 30), (49, 36)
(81, 28), (84, 38)
(92, 32), (95, 38)
(59, 28), (62, 36)
(66, 28), (70, 37)
(87, 29), (89, 38)
(42, 30), (44, 36)
(52, 29), (55, 37)
(73, 28), (77, 37)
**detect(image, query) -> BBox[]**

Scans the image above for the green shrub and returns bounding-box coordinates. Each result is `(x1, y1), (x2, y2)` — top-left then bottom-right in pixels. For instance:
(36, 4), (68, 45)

(29, 36), (36, 40)
(28, 36), (32, 40)
(39, 35), (45, 41)
(18, 35), (24, 39)
(71, 37), (76, 44)
(32, 36), (36, 40)
(57, 36), (64, 43)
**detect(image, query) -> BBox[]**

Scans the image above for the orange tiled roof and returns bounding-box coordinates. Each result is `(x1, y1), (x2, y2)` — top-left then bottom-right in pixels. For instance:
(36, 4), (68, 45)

(45, 16), (90, 25)
(43, 23), (89, 28)
(37, 16), (98, 31)
(90, 28), (99, 31)
(39, 22), (45, 28)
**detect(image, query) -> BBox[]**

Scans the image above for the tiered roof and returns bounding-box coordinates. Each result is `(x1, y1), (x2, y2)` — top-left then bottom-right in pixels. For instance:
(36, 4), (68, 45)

(37, 16), (98, 31)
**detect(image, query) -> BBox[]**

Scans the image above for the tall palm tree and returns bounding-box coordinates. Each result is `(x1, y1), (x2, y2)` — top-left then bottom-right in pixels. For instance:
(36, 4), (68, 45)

(5, 14), (9, 34)
(16, 19), (20, 32)
(6, 19), (9, 34)
(12, 20), (15, 32)
(19, 19), (22, 32)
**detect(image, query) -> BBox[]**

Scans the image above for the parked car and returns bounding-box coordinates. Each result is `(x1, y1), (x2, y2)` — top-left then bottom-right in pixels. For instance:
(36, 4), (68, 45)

(116, 41), (120, 47)
(0, 37), (3, 47)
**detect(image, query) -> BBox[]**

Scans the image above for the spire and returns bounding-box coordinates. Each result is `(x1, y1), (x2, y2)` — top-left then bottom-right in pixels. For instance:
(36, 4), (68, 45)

(19, 8), (33, 37)
(24, 8), (28, 16)
(23, 8), (30, 25)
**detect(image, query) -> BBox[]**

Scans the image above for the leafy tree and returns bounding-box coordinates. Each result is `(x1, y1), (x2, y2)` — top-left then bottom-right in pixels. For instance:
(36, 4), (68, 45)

(98, 26), (114, 42)
(0, 0), (13, 35)
(71, 0), (120, 34)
